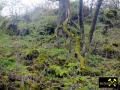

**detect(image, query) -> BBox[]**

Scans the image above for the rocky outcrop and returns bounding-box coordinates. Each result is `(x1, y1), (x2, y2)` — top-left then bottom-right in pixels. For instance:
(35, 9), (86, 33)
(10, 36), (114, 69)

(6, 23), (30, 36)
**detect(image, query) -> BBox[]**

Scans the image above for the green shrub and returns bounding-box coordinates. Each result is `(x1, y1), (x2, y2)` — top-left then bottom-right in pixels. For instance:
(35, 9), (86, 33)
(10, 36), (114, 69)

(0, 58), (16, 71)
(87, 54), (103, 67)
(49, 65), (69, 77)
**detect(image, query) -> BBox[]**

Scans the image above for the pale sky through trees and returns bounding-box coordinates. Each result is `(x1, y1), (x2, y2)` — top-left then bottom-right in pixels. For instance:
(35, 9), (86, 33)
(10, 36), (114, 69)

(1, 0), (94, 16)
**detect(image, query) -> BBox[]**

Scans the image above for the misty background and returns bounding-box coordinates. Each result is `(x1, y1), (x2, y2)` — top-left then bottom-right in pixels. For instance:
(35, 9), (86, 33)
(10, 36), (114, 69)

(0, 0), (96, 16)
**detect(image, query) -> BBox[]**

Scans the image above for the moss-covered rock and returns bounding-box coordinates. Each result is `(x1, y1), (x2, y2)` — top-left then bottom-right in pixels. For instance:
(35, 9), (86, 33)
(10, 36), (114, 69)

(24, 49), (39, 61)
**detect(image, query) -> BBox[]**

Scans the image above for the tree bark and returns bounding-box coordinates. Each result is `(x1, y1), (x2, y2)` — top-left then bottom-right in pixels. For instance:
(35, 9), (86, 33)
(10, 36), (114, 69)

(79, 0), (86, 56)
(89, 0), (103, 45)
(56, 0), (86, 69)
(59, 0), (70, 25)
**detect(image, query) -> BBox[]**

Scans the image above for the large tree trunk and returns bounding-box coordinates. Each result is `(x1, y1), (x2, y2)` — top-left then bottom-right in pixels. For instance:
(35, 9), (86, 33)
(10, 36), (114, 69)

(59, 0), (70, 24)
(89, 0), (103, 45)
(56, 0), (86, 69)
(79, 0), (86, 56)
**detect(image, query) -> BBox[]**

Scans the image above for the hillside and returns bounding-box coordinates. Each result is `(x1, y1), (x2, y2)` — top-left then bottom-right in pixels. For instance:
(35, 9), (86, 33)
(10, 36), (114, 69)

(0, 0), (120, 90)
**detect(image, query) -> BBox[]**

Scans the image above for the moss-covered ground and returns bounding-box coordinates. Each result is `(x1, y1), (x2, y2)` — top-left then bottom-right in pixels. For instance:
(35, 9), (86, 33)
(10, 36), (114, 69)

(0, 24), (120, 90)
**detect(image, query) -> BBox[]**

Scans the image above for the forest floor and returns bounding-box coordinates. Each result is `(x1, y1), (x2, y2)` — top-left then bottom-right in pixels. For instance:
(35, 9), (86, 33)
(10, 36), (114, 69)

(0, 24), (120, 90)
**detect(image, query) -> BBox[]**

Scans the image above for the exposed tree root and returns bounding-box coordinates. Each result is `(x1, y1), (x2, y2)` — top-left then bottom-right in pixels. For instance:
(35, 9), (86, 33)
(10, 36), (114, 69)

(55, 19), (86, 70)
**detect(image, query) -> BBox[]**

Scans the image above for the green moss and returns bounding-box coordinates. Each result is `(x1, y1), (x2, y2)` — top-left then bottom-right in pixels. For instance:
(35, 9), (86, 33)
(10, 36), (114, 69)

(0, 32), (13, 57)
(63, 76), (86, 89)
(24, 49), (39, 60)
(81, 66), (101, 76)
(0, 57), (29, 76)
(105, 69), (120, 76)
(48, 48), (68, 58)
(37, 54), (48, 64)
(74, 36), (85, 69)
(67, 63), (78, 68)
(57, 55), (67, 61)
(102, 44), (120, 57)
(103, 45), (117, 52)
(31, 83), (39, 90)
(62, 19), (75, 37)
(0, 58), (16, 71)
